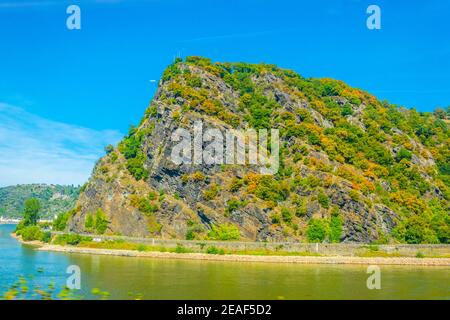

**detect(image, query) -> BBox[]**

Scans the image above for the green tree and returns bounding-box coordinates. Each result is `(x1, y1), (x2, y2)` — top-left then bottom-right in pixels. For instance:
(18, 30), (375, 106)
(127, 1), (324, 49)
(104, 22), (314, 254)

(329, 216), (343, 243)
(393, 214), (438, 244)
(306, 218), (328, 242)
(19, 225), (43, 241)
(23, 198), (41, 226)
(53, 210), (74, 231)
(208, 223), (240, 240)
(94, 209), (108, 234)
(85, 213), (94, 230)
(341, 105), (353, 116)
(281, 207), (293, 223)
(318, 190), (330, 209)
(104, 144), (114, 154)
(395, 147), (412, 162)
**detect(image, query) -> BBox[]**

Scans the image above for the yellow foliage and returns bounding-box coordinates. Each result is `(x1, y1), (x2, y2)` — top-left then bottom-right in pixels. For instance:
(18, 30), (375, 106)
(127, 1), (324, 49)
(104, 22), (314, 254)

(191, 171), (206, 182)
(364, 162), (388, 179)
(200, 99), (219, 115)
(391, 191), (425, 213)
(310, 99), (326, 114)
(244, 172), (262, 194)
(335, 155), (345, 163)
(323, 175), (334, 187)
(304, 123), (323, 134)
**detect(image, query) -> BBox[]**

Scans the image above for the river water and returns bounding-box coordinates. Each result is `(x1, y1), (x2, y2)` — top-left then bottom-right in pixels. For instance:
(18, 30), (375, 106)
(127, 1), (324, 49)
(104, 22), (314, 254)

(0, 224), (448, 300)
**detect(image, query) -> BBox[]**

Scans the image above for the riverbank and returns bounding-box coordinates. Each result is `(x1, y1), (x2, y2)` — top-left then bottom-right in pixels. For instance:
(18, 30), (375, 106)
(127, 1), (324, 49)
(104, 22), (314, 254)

(37, 244), (450, 266)
(4, 225), (449, 300)
(13, 234), (450, 266)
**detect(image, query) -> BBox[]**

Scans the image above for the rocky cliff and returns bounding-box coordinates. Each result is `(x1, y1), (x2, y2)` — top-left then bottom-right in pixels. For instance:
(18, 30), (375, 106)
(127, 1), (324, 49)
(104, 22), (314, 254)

(67, 57), (449, 243)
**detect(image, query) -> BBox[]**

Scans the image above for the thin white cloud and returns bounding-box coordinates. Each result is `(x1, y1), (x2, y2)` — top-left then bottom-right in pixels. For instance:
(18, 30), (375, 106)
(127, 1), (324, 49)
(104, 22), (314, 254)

(0, 103), (123, 187)
(0, 0), (124, 8)
(0, 1), (60, 8)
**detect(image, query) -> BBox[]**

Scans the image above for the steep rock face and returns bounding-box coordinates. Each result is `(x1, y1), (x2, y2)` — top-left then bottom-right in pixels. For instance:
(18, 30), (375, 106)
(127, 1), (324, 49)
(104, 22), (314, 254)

(68, 57), (449, 243)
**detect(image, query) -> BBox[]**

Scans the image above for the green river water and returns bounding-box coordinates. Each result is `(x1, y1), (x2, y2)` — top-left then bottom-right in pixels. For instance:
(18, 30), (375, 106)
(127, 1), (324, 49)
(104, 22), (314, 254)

(0, 224), (448, 299)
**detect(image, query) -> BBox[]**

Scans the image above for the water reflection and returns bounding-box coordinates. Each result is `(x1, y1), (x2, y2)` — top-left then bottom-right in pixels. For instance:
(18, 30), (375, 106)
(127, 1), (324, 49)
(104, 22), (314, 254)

(1, 225), (449, 300)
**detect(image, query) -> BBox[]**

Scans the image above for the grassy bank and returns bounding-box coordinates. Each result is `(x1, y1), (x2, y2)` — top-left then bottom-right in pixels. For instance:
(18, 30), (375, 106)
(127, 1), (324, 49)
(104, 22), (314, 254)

(50, 233), (322, 257)
(12, 232), (450, 265)
(74, 240), (450, 258)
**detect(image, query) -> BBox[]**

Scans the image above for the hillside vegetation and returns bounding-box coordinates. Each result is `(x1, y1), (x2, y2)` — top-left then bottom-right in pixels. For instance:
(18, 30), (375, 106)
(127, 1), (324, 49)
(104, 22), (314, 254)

(67, 57), (449, 244)
(0, 184), (80, 219)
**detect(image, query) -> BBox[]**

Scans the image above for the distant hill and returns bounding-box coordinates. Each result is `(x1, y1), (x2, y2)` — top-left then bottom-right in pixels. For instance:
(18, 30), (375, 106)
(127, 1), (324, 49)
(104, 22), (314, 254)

(0, 184), (80, 219)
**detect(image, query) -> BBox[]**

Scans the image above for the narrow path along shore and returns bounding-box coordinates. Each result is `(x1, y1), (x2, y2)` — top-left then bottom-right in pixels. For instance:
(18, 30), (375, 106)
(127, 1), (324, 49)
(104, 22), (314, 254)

(13, 233), (450, 266)
(32, 243), (450, 266)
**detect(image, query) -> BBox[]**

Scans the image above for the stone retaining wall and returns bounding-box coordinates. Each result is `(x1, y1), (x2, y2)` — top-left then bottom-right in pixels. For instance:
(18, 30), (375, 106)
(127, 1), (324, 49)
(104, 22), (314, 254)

(52, 232), (450, 257)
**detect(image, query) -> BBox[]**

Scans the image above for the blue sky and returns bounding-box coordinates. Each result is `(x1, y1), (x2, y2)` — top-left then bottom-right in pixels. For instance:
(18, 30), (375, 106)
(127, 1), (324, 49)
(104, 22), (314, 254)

(0, 0), (449, 186)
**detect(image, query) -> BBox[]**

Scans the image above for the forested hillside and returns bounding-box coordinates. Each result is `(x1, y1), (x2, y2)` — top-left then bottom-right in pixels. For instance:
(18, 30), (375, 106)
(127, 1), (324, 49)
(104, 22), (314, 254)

(0, 184), (80, 219)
